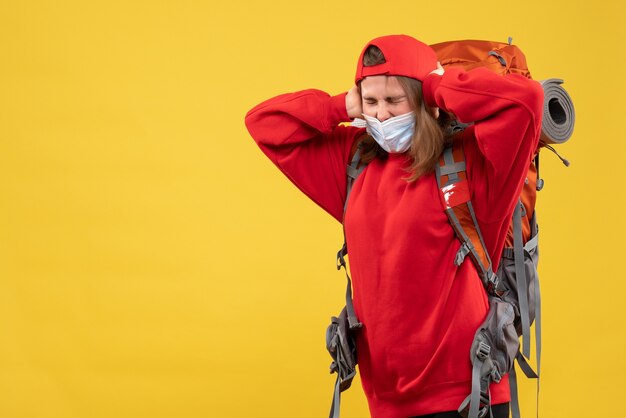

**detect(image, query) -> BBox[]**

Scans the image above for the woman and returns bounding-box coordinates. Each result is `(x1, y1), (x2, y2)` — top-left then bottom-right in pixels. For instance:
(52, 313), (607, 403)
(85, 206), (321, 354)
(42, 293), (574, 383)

(245, 34), (543, 418)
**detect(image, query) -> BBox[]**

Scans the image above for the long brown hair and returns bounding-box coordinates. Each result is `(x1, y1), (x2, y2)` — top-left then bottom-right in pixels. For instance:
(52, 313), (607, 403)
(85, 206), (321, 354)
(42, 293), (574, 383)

(358, 45), (449, 181)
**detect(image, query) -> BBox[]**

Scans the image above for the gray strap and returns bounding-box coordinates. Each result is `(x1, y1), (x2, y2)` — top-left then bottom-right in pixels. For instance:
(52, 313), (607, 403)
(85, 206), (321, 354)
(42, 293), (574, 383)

(344, 146), (364, 214)
(459, 396), (471, 416)
(466, 200), (495, 281)
(468, 357), (483, 418)
(513, 200), (531, 358)
(329, 374), (341, 418)
(336, 244), (362, 330)
(337, 142), (365, 330)
(534, 262), (542, 418)
(529, 208), (541, 374)
(516, 351), (538, 379)
(524, 233), (538, 253)
(346, 145), (365, 180)
(344, 273), (360, 330)
(510, 364), (521, 418)
(529, 211), (541, 373)
(439, 161), (467, 176)
(530, 211), (539, 237)
(515, 242), (542, 418)
(534, 263), (542, 377)
(535, 153), (544, 192)
(467, 342), (491, 418)
(454, 242), (472, 266)
(460, 392), (490, 418)
(346, 165), (360, 180)
(349, 145), (363, 175)
(500, 247), (514, 260)
(487, 50), (507, 67)
(443, 145), (459, 185)
(515, 351), (541, 418)
(446, 206), (492, 279)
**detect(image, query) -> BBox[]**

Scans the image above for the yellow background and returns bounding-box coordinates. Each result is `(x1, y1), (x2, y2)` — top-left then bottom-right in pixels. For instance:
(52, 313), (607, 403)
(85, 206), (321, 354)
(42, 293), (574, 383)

(1, 1), (624, 417)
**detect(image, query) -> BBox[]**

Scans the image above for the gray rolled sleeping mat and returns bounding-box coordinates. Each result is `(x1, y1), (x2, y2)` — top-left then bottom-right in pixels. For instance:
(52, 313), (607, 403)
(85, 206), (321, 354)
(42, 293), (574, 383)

(539, 78), (575, 144)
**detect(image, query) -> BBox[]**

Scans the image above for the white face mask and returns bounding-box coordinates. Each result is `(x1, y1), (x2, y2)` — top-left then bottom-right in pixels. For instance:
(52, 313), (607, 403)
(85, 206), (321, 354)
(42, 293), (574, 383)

(362, 112), (415, 153)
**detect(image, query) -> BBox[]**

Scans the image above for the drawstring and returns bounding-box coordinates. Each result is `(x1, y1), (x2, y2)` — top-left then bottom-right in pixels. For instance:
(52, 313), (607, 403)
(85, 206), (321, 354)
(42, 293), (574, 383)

(543, 144), (570, 167)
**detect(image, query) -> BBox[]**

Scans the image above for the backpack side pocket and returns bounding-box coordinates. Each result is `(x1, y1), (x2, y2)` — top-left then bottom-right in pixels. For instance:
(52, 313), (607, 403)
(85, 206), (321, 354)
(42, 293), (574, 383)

(326, 306), (358, 391)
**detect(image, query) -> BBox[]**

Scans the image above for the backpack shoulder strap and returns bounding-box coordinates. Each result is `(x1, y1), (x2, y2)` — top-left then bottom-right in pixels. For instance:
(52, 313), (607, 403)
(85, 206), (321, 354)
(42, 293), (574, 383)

(435, 135), (499, 293)
(345, 139), (367, 214)
(336, 138), (368, 331)
(327, 138), (371, 418)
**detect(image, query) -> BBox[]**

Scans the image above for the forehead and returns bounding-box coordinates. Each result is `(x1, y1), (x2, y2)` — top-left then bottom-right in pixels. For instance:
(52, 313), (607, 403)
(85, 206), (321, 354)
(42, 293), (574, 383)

(360, 75), (405, 97)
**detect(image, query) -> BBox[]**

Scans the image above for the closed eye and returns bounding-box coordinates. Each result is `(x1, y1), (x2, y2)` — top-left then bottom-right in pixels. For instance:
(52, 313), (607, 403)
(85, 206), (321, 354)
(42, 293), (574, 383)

(386, 96), (406, 103)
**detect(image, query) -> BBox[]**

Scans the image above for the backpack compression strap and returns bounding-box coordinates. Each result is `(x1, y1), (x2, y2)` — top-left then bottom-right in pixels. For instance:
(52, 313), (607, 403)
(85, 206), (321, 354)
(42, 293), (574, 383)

(435, 136), (500, 293)
(506, 208), (542, 418)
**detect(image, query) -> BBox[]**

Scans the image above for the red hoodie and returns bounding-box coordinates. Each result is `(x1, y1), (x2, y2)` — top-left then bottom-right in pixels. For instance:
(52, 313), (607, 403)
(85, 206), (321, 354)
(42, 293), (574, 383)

(245, 68), (543, 418)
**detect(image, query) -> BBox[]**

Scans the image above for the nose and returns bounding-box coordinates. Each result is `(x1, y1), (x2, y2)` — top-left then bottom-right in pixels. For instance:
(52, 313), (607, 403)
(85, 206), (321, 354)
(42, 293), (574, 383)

(376, 104), (391, 122)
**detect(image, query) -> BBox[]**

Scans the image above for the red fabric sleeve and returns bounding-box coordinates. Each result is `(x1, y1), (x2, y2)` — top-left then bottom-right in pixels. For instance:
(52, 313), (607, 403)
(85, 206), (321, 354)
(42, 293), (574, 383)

(423, 67), (544, 262)
(245, 89), (363, 222)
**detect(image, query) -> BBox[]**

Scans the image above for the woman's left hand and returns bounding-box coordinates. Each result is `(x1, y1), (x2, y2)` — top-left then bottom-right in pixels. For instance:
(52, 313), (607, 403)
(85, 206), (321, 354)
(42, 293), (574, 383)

(346, 85), (363, 119)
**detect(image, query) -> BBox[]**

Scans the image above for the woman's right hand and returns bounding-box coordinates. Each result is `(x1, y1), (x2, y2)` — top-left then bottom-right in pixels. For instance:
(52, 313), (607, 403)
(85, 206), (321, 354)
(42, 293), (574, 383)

(346, 85), (363, 119)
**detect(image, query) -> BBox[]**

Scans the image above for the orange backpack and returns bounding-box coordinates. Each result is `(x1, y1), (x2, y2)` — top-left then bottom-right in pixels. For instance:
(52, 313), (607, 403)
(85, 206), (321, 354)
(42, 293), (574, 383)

(430, 39), (573, 418)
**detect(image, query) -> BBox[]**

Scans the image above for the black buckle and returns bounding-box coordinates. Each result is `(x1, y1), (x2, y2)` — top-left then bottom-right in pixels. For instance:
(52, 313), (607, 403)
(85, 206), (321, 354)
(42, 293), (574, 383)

(336, 244), (347, 270)
(486, 272), (500, 295)
(476, 342), (491, 360)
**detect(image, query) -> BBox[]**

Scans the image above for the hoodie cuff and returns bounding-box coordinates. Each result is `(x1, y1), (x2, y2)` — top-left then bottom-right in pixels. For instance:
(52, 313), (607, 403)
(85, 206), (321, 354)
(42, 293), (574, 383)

(422, 73), (443, 108)
(327, 92), (350, 125)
